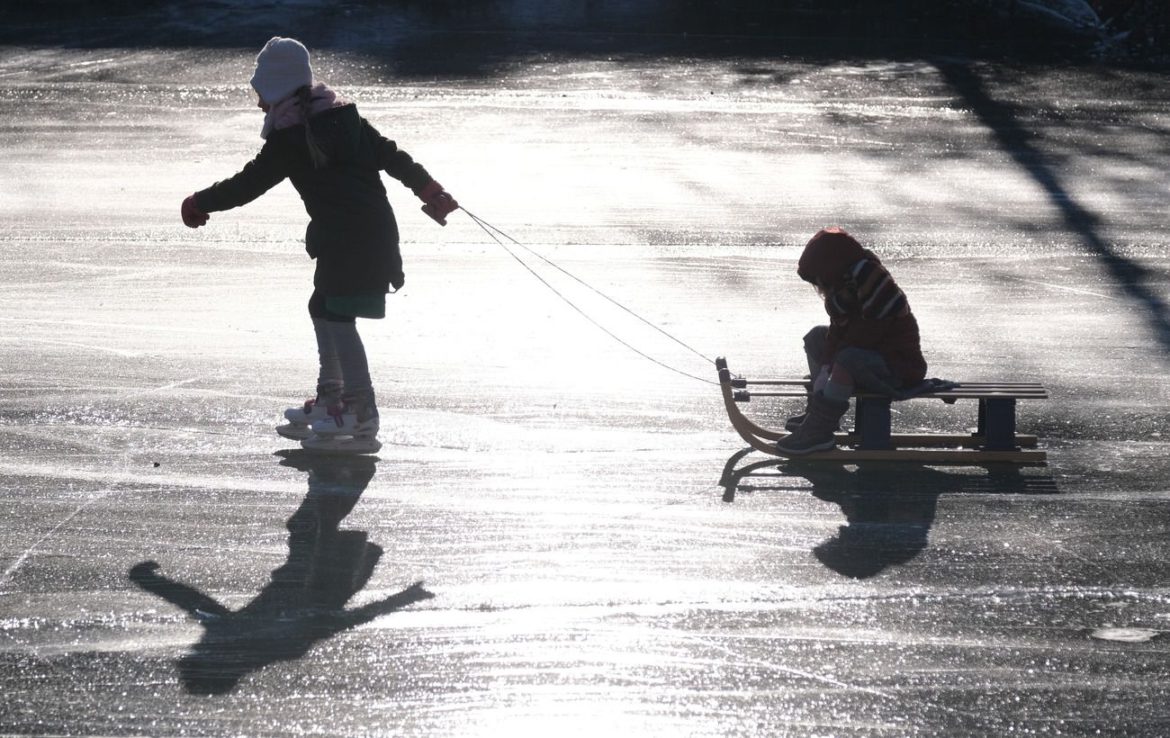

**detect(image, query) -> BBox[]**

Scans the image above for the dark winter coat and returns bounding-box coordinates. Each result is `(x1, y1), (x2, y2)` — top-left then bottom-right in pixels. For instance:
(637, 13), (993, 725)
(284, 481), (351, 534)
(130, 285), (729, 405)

(797, 228), (927, 387)
(193, 103), (434, 296)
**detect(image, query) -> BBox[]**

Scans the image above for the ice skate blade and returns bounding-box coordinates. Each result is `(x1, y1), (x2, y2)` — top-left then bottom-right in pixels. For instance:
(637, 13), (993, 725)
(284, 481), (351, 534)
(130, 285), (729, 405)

(309, 421), (381, 437)
(301, 434), (382, 455)
(276, 422), (311, 441)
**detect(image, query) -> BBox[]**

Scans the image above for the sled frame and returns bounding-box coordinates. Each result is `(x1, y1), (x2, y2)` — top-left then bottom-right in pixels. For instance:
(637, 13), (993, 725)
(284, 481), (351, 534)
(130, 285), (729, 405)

(716, 357), (1047, 464)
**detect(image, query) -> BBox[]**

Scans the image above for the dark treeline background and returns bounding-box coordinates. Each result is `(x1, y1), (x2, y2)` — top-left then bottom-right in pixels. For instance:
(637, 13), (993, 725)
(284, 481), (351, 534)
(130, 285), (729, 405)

(1, 0), (1166, 65)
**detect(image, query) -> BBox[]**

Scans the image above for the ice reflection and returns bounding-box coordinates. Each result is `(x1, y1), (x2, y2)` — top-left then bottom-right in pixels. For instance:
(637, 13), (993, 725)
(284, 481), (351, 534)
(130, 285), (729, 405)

(128, 452), (432, 694)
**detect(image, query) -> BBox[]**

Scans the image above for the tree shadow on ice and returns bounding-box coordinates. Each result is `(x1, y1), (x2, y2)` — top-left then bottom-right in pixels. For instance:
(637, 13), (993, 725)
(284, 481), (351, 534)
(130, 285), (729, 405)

(719, 449), (1058, 579)
(128, 451), (433, 695)
(935, 60), (1170, 357)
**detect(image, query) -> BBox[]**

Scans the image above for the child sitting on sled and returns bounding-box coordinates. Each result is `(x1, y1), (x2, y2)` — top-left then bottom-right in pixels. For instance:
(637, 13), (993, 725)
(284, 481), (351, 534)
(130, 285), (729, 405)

(777, 227), (927, 456)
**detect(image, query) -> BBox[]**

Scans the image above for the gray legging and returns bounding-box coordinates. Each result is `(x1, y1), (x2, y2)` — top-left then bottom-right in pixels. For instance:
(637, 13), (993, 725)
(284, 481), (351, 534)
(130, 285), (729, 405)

(803, 325), (902, 397)
(308, 292), (373, 405)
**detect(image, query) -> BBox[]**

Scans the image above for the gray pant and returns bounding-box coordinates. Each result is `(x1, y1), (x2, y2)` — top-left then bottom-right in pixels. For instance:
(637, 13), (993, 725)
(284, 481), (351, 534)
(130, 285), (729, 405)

(803, 325), (902, 396)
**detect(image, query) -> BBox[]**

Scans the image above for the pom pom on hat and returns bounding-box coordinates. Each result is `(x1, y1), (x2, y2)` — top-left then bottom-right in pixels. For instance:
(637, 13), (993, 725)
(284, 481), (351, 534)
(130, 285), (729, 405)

(250, 37), (313, 105)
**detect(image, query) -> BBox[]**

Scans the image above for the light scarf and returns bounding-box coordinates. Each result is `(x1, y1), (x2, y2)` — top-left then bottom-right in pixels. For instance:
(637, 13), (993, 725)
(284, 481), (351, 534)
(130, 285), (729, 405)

(260, 82), (346, 139)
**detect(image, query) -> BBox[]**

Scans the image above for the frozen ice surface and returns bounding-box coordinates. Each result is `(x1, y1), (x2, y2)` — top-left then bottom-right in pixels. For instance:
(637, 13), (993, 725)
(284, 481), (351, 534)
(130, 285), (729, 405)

(1, 42), (1168, 737)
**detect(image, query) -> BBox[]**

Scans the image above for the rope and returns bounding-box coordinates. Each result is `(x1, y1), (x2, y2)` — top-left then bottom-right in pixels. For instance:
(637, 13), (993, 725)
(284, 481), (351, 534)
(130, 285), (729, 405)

(463, 209), (715, 365)
(460, 208), (717, 386)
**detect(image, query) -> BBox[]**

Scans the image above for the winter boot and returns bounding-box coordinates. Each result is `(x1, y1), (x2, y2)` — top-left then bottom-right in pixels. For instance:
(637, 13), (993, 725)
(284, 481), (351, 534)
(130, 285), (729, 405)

(776, 392), (849, 456)
(784, 399), (809, 432)
(785, 397), (843, 433)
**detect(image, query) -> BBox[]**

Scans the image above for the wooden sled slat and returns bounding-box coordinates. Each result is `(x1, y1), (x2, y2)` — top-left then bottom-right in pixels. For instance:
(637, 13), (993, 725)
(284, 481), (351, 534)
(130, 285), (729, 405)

(736, 386), (1049, 401)
(776, 448), (1047, 464)
(738, 379), (1046, 388)
(841, 432), (1040, 449)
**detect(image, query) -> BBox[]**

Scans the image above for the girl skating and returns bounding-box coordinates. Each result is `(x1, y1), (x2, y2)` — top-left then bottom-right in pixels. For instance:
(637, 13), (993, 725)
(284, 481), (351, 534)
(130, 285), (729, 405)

(180, 37), (457, 453)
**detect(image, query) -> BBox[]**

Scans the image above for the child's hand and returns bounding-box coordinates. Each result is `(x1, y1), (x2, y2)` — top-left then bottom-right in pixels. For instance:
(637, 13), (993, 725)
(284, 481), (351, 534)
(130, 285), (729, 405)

(181, 194), (209, 228)
(417, 181), (458, 226)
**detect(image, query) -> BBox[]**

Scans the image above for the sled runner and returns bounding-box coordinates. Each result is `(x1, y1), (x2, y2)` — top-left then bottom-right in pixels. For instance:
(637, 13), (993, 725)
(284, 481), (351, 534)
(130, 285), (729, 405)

(716, 357), (1047, 464)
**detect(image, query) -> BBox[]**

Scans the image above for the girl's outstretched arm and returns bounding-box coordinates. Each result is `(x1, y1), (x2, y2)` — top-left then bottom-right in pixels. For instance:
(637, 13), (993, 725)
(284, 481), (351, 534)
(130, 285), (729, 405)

(361, 118), (433, 191)
(362, 118), (458, 225)
(193, 140), (293, 215)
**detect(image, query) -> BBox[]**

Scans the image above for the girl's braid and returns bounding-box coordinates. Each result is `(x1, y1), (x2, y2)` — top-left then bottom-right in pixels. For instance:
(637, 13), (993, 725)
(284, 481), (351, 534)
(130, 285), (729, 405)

(297, 85), (329, 169)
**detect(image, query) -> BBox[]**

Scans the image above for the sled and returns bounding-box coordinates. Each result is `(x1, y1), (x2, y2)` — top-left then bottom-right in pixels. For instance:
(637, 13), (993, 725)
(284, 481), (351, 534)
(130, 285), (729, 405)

(716, 357), (1047, 464)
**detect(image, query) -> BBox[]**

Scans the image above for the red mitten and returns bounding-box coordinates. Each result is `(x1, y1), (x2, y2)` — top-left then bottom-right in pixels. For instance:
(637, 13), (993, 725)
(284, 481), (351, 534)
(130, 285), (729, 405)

(417, 181), (458, 226)
(181, 194), (209, 228)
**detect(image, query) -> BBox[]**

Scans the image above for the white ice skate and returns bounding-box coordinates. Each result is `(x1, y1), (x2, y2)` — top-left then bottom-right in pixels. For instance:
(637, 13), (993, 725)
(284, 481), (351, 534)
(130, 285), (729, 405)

(276, 398), (333, 441)
(301, 404), (381, 455)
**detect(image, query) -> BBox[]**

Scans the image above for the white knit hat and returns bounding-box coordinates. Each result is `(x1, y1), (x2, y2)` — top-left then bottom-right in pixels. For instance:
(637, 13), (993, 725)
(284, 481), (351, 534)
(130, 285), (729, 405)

(250, 37), (313, 105)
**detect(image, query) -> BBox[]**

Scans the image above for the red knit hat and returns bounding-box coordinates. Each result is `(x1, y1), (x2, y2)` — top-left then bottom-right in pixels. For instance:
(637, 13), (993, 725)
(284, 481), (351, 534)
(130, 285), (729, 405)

(796, 227), (869, 287)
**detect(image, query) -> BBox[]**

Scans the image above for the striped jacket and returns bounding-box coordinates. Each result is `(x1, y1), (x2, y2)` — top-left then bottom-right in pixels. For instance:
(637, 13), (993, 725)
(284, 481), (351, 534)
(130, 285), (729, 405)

(821, 257), (926, 386)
